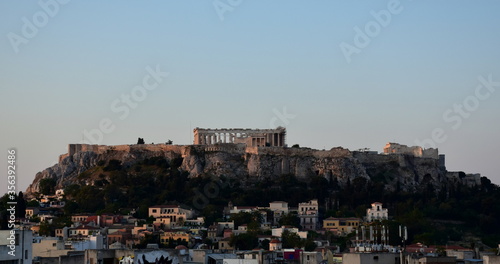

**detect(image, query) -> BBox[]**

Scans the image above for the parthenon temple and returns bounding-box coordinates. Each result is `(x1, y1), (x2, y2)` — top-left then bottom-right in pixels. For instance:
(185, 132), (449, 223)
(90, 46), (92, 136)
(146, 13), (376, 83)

(193, 127), (286, 147)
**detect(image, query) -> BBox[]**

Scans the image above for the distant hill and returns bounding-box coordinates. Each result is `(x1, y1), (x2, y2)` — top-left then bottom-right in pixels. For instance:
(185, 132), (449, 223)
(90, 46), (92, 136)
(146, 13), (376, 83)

(27, 143), (452, 195)
(23, 143), (500, 247)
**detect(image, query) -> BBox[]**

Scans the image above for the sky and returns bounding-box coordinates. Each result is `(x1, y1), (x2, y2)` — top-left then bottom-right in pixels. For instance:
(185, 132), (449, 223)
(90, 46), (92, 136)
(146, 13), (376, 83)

(1, 1), (500, 195)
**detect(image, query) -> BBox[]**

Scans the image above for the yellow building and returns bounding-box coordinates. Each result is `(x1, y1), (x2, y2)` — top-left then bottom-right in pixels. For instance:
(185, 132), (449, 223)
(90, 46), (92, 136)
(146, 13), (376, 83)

(149, 205), (195, 227)
(323, 217), (361, 235)
(218, 237), (234, 250)
(160, 230), (191, 244)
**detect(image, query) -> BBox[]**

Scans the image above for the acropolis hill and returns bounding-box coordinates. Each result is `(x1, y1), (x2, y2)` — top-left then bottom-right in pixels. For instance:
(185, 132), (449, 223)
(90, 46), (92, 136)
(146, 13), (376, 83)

(26, 127), (481, 195)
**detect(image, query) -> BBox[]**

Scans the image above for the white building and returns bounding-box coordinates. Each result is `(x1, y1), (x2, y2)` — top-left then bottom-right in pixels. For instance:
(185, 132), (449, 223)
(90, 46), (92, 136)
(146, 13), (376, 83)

(32, 236), (68, 258)
(229, 206), (258, 215)
(366, 202), (388, 222)
(298, 199), (319, 230)
(269, 201), (289, 225)
(0, 229), (33, 264)
(343, 252), (401, 264)
(272, 226), (307, 239)
(300, 251), (324, 264)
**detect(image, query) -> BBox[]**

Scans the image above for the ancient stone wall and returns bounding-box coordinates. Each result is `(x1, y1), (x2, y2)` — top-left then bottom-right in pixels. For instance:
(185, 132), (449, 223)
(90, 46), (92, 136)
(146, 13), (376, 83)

(383, 142), (439, 159)
(67, 143), (185, 157)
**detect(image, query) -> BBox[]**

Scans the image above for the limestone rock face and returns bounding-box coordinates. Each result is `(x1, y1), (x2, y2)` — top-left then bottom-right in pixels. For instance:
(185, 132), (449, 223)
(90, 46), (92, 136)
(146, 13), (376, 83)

(26, 144), (447, 195)
(26, 151), (97, 194)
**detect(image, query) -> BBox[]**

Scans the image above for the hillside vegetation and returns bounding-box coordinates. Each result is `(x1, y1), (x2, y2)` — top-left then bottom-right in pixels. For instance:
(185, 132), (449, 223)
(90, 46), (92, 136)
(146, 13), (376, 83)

(7, 155), (499, 248)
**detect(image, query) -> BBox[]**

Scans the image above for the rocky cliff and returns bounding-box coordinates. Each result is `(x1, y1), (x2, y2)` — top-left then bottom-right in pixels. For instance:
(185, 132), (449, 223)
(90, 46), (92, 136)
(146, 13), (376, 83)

(26, 143), (449, 195)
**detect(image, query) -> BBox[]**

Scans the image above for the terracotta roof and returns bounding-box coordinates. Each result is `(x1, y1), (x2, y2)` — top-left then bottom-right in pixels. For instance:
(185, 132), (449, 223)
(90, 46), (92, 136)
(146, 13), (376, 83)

(108, 230), (131, 236)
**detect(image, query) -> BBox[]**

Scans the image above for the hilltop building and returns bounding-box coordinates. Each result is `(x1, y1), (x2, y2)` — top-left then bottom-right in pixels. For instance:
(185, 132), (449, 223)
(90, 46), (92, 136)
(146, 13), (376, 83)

(383, 142), (438, 159)
(193, 127), (286, 147)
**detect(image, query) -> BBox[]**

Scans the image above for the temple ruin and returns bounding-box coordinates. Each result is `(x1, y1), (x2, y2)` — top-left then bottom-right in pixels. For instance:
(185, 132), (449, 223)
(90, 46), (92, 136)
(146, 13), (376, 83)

(193, 127), (286, 147)
(383, 142), (438, 159)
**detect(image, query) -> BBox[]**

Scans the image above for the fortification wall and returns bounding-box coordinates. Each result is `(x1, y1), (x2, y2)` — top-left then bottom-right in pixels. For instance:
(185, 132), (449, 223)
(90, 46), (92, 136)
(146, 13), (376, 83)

(383, 143), (439, 159)
(58, 153), (69, 163)
(353, 151), (399, 164)
(203, 143), (246, 154)
(67, 143), (186, 158)
(313, 147), (352, 158)
(446, 171), (481, 186)
(244, 146), (351, 158)
(422, 148), (439, 159)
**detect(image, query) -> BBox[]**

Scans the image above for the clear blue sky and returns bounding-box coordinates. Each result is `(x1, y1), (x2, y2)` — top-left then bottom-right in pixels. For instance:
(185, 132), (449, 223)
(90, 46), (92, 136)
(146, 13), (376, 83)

(1, 1), (500, 195)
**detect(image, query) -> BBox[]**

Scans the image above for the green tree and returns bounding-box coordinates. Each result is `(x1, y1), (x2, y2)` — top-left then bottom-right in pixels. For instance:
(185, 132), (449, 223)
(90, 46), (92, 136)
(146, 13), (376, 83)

(229, 233), (258, 250)
(304, 239), (317, 251)
(0, 194), (12, 229)
(279, 212), (300, 227)
(64, 184), (80, 198)
(261, 239), (270, 250)
(26, 200), (40, 208)
(104, 160), (122, 171)
(39, 221), (52, 236)
(281, 229), (302, 248)
(63, 201), (79, 215)
(75, 186), (104, 212)
(39, 178), (57, 195)
(16, 192), (26, 219)
(230, 211), (262, 229)
(309, 176), (329, 202)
